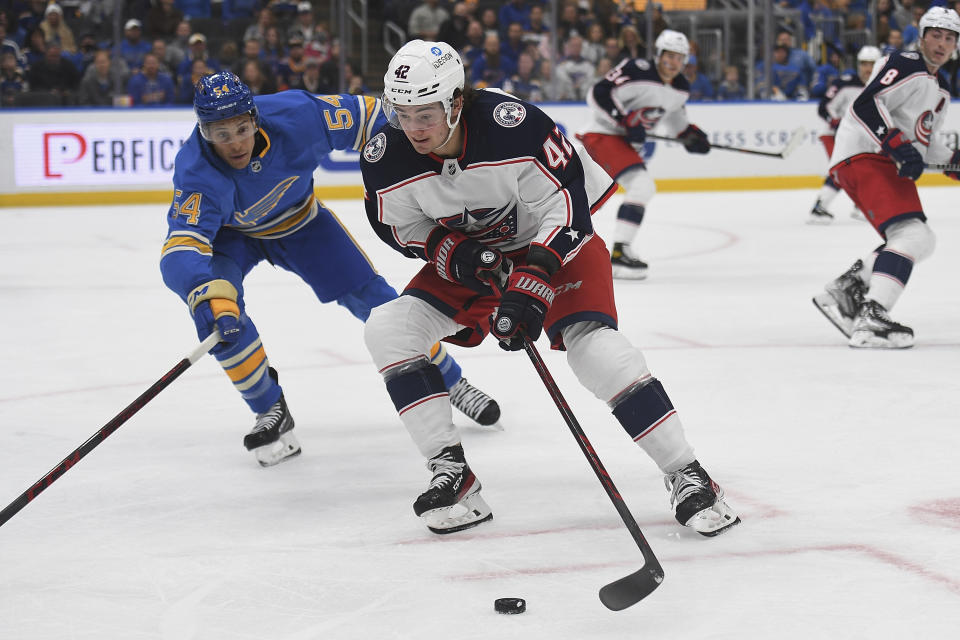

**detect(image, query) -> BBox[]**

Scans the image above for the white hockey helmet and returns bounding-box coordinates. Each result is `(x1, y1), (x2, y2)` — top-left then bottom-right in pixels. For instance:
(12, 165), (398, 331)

(655, 29), (690, 65)
(856, 45), (881, 62)
(383, 40), (464, 116)
(918, 6), (960, 47)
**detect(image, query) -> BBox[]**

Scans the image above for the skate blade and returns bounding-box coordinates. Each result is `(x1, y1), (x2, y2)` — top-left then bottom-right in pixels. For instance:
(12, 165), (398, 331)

(812, 294), (853, 338)
(611, 265), (648, 280)
(685, 499), (741, 537)
(848, 331), (914, 349)
(806, 213), (834, 225)
(422, 493), (493, 534)
(254, 432), (302, 467)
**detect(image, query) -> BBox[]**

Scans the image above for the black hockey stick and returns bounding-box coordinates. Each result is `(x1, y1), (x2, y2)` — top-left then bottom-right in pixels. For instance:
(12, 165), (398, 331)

(485, 270), (663, 609)
(0, 332), (220, 528)
(514, 329), (664, 610)
(649, 125), (805, 158)
(924, 162), (960, 171)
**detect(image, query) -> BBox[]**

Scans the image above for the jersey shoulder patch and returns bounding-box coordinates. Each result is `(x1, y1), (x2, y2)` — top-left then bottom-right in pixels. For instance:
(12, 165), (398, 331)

(492, 100), (527, 128)
(359, 125), (428, 191)
(362, 131), (387, 162)
(899, 51), (920, 61)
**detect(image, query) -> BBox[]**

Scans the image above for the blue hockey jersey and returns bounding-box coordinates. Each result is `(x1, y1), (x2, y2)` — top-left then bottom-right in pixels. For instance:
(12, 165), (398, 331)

(160, 90), (385, 300)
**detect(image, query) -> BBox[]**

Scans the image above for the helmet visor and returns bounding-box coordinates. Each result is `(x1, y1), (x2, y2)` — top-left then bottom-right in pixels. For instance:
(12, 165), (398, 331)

(383, 97), (448, 132)
(199, 113), (257, 144)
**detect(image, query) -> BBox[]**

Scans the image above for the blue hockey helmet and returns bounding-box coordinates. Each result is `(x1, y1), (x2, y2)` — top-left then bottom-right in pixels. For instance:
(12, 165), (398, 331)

(193, 71), (259, 141)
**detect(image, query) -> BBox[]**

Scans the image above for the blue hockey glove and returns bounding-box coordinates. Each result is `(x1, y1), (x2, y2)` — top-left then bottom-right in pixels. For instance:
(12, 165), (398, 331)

(678, 124), (710, 154)
(490, 267), (555, 351)
(621, 110), (647, 146)
(880, 129), (923, 181)
(944, 149), (960, 181)
(188, 279), (241, 352)
(426, 227), (507, 294)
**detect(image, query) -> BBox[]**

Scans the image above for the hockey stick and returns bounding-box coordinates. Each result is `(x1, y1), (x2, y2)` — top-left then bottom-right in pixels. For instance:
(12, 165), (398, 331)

(649, 125), (806, 158)
(515, 330), (664, 609)
(487, 275), (663, 610)
(924, 162), (960, 171)
(0, 332), (220, 528)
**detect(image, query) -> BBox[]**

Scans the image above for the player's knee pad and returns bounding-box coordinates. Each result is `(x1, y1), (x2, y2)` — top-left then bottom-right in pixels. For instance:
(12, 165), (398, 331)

(884, 218), (935, 263)
(563, 322), (651, 402)
(337, 275), (399, 322)
(620, 166), (656, 205)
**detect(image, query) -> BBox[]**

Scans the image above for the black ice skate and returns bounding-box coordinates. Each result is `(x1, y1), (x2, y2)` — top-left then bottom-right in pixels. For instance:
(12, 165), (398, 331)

(812, 259), (866, 338)
(611, 242), (648, 280)
(807, 200), (834, 225)
(449, 377), (501, 426)
(664, 460), (740, 537)
(849, 299), (914, 349)
(243, 395), (301, 467)
(414, 444), (492, 534)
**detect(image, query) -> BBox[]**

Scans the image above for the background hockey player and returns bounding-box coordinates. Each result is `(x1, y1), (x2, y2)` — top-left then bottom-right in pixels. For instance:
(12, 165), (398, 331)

(813, 7), (960, 349)
(808, 45), (881, 224)
(161, 71), (501, 466)
(576, 29), (710, 280)
(360, 40), (739, 537)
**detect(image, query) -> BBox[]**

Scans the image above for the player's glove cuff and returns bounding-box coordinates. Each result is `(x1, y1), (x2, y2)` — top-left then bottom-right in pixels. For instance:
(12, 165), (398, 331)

(188, 279), (239, 314)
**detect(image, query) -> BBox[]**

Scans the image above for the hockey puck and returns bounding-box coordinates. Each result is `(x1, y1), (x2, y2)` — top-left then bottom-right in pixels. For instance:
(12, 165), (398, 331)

(494, 598), (526, 614)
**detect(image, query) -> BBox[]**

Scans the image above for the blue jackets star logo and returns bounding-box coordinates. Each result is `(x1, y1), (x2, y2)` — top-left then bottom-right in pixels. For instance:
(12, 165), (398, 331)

(437, 202), (519, 244)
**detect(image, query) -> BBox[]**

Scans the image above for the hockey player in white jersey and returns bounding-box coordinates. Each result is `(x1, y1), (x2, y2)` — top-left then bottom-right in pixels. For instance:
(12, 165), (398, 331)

(808, 45), (881, 224)
(813, 6), (960, 348)
(576, 29), (711, 279)
(360, 40), (739, 537)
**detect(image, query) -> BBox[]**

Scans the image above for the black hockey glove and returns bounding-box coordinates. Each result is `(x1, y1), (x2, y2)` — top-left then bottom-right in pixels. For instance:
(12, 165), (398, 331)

(621, 110), (647, 146)
(490, 267), (555, 351)
(944, 149), (960, 181)
(880, 128), (923, 181)
(678, 124), (710, 154)
(426, 227), (507, 294)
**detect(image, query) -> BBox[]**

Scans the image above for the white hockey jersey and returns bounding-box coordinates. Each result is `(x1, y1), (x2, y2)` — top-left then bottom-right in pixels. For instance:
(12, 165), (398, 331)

(579, 57), (691, 139)
(360, 90), (616, 266)
(830, 51), (953, 167)
(817, 73), (864, 135)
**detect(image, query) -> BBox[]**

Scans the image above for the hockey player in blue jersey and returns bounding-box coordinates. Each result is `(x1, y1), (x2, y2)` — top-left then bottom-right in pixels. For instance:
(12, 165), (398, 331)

(160, 71), (501, 466)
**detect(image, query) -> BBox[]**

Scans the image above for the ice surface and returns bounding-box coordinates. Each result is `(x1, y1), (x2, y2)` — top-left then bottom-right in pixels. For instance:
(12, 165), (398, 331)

(1, 188), (958, 639)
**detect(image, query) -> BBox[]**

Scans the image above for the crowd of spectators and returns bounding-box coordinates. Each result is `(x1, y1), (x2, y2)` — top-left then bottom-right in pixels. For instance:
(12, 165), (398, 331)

(2, 0), (960, 109)
(387, 0), (960, 104)
(0, 0), (363, 107)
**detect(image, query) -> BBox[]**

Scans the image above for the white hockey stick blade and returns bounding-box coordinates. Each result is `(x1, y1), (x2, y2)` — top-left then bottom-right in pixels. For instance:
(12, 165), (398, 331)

(778, 127), (806, 158)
